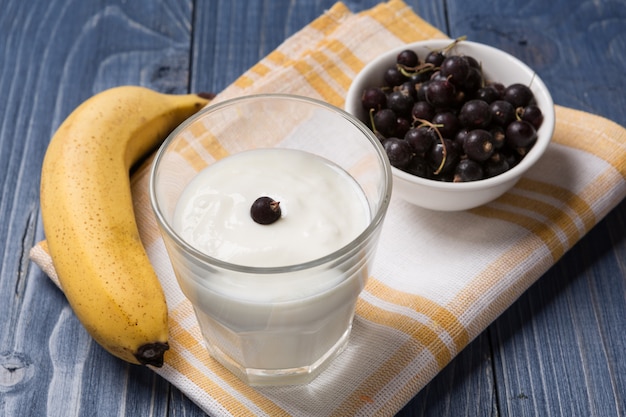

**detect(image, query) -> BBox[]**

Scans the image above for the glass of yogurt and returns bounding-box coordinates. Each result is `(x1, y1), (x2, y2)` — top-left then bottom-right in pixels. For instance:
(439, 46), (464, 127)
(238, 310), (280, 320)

(150, 94), (392, 386)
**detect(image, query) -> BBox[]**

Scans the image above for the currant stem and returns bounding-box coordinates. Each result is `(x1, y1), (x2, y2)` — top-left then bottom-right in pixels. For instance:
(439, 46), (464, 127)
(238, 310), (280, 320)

(413, 118), (447, 175)
(368, 108), (379, 135)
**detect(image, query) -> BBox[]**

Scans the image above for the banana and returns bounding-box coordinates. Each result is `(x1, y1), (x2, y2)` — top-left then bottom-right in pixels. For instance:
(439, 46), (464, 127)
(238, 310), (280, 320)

(40, 86), (211, 367)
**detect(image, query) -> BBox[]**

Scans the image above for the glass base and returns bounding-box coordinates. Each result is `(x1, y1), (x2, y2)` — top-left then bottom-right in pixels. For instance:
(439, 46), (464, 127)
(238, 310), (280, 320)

(205, 325), (352, 386)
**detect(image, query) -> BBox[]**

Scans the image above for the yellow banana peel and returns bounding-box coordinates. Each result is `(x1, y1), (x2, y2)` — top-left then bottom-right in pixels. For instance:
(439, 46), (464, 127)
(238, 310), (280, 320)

(40, 86), (211, 366)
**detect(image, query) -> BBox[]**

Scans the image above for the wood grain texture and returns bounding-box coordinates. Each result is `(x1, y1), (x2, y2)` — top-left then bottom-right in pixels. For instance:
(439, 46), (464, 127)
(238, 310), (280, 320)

(446, 0), (626, 125)
(0, 1), (192, 415)
(0, 0), (624, 416)
(445, 1), (626, 415)
(490, 205), (626, 417)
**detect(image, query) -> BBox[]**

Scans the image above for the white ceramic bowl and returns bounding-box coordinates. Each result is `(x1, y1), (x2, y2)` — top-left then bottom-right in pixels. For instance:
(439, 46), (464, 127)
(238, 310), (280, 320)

(345, 40), (555, 211)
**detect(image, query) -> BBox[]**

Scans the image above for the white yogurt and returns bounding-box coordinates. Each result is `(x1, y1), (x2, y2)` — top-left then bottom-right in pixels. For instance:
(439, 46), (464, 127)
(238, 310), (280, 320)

(168, 148), (374, 384)
(173, 148), (370, 269)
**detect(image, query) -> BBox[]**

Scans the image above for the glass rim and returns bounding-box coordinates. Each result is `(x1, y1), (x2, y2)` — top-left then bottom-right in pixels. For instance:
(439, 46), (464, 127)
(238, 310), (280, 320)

(149, 93), (393, 274)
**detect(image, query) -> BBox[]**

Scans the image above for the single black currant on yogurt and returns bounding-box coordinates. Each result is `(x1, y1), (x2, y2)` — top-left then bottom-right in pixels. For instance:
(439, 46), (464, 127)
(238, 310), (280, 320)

(251, 197), (282, 225)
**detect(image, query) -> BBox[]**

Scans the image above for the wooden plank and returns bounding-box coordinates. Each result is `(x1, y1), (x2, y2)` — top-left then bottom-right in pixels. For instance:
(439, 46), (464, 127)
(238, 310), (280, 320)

(397, 331), (498, 417)
(490, 205), (626, 417)
(190, 0), (448, 94)
(0, 0), (194, 415)
(446, 0), (626, 126)
(446, 0), (626, 415)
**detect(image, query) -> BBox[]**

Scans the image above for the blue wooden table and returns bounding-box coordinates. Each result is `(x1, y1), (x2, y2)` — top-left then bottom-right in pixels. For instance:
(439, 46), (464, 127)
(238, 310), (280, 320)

(1, 0), (625, 415)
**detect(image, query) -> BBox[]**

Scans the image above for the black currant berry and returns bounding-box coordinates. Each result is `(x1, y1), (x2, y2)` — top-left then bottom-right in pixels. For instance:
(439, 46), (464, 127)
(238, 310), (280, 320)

(411, 100), (435, 121)
(398, 81), (418, 100)
(454, 159), (484, 182)
(415, 80), (430, 102)
(384, 66), (407, 87)
(425, 79), (456, 108)
(475, 85), (502, 103)
(440, 55), (470, 86)
(425, 50), (445, 67)
(383, 137), (413, 169)
(251, 197), (281, 225)
(373, 108), (397, 137)
(405, 126), (436, 154)
(505, 120), (537, 148)
(428, 138), (460, 174)
(397, 49), (419, 68)
(361, 87), (386, 111)
(490, 125), (506, 149)
(396, 116), (411, 138)
(387, 90), (413, 116)
(463, 129), (494, 162)
(411, 70), (433, 83)
(454, 127), (471, 148)
(489, 100), (516, 127)
(431, 112), (460, 139)
(463, 67), (483, 93)
(404, 154), (430, 178)
(484, 153), (510, 178)
(459, 99), (492, 129)
(464, 55), (481, 69)
(489, 82), (506, 97)
(503, 83), (534, 108)
(520, 104), (544, 129)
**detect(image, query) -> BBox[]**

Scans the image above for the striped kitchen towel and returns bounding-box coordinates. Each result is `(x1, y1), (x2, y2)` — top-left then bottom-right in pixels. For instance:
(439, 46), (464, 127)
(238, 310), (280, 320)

(30, 0), (626, 416)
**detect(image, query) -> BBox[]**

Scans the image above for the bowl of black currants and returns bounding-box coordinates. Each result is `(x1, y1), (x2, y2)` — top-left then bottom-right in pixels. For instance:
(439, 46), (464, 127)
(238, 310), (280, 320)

(345, 38), (555, 211)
